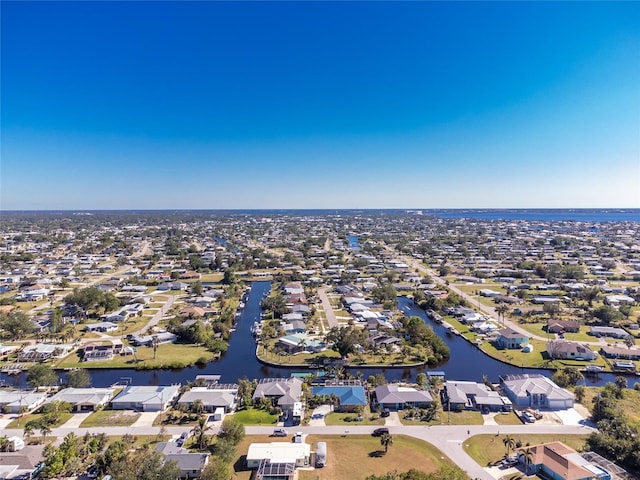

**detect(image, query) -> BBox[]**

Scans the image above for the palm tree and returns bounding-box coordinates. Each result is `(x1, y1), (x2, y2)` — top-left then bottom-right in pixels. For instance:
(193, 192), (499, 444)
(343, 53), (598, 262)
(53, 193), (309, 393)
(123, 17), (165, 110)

(190, 416), (213, 450)
(380, 432), (393, 453)
(152, 335), (159, 360)
(502, 435), (516, 457)
(191, 399), (205, 415)
(495, 304), (508, 327)
(23, 423), (35, 443)
(40, 423), (52, 443)
(522, 447), (535, 475)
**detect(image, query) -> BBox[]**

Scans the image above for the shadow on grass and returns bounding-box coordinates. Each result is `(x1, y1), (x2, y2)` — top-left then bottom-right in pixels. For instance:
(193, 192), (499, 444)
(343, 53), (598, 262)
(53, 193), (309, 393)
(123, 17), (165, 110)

(368, 450), (386, 458)
(233, 455), (250, 473)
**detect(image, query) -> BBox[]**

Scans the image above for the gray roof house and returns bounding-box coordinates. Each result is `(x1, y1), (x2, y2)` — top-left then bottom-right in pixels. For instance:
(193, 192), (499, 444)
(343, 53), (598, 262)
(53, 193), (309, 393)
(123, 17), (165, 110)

(177, 385), (238, 413)
(501, 374), (574, 410)
(0, 390), (47, 414)
(156, 442), (209, 479)
(375, 384), (433, 410)
(589, 326), (628, 339)
(252, 378), (303, 413)
(547, 341), (596, 361)
(443, 381), (507, 411)
(48, 387), (116, 412)
(111, 385), (181, 412)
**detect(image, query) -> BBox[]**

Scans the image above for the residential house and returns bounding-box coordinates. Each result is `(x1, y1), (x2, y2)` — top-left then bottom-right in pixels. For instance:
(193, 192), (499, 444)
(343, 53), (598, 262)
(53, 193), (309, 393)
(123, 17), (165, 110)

(312, 381), (367, 412)
(130, 331), (177, 347)
(0, 390), (47, 414)
(177, 385), (238, 413)
(589, 326), (628, 339)
(252, 378), (303, 418)
(277, 334), (323, 354)
(547, 341), (597, 361)
(546, 319), (580, 334)
(495, 328), (529, 350)
(111, 385), (181, 411)
(18, 343), (72, 362)
(442, 381), (507, 412)
(84, 321), (119, 333)
(48, 387), (115, 412)
(83, 343), (116, 362)
(600, 345), (640, 361)
(374, 384), (433, 410)
(246, 442), (311, 469)
(517, 442), (612, 480)
(501, 374), (574, 409)
(604, 295), (635, 307)
(155, 442), (209, 479)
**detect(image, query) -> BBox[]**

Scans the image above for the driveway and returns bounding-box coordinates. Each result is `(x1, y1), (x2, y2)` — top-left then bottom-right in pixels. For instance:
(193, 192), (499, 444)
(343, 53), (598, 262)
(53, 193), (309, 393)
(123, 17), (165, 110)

(308, 405), (332, 426)
(59, 412), (93, 429)
(131, 411), (160, 427)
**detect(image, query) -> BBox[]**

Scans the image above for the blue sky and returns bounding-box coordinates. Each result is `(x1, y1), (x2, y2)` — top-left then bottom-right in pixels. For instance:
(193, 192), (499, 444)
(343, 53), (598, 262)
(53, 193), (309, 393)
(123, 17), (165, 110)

(2, 1), (639, 210)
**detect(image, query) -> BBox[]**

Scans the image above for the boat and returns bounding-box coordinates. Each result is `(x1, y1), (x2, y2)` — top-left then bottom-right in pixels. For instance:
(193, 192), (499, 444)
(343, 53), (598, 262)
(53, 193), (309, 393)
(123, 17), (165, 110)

(585, 364), (603, 374)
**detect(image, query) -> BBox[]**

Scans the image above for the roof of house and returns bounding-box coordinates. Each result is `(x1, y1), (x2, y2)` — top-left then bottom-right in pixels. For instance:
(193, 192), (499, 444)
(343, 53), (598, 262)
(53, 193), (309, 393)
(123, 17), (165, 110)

(164, 453), (209, 472)
(178, 388), (236, 407)
(253, 378), (303, 403)
(49, 387), (115, 406)
(375, 384), (433, 404)
(312, 384), (367, 406)
(497, 328), (528, 339)
(112, 385), (181, 405)
(524, 442), (607, 480)
(247, 442), (311, 463)
(502, 374), (574, 401)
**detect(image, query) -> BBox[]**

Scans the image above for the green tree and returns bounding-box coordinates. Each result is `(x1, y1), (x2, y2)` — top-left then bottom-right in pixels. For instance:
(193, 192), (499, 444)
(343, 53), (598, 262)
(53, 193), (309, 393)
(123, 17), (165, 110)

(191, 416), (213, 450)
(26, 364), (58, 388)
(0, 310), (34, 339)
(502, 435), (516, 457)
(191, 280), (204, 296)
(416, 373), (428, 390)
(66, 368), (91, 388)
(380, 432), (393, 453)
(217, 416), (245, 446)
(200, 457), (232, 480)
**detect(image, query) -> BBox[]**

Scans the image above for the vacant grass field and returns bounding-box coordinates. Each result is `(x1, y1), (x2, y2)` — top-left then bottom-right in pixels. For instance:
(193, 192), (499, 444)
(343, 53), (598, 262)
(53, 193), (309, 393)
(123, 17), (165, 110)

(7, 412), (73, 429)
(464, 434), (588, 467)
(399, 409), (484, 426)
(578, 385), (640, 428)
(298, 434), (457, 480)
(231, 408), (279, 425)
(54, 342), (215, 369)
(80, 409), (141, 427)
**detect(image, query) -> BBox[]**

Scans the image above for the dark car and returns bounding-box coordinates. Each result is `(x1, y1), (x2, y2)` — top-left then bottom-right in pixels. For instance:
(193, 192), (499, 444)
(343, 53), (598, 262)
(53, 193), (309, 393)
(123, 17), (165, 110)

(380, 409), (390, 418)
(371, 428), (389, 437)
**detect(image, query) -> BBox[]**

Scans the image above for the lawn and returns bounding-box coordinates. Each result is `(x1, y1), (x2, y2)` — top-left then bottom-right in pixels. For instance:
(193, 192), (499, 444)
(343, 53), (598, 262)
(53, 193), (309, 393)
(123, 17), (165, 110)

(231, 408), (279, 425)
(516, 321), (595, 343)
(80, 409), (141, 427)
(324, 409), (384, 426)
(153, 410), (202, 427)
(298, 434), (457, 480)
(493, 412), (524, 425)
(577, 386), (640, 429)
(399, 409), (484, 426)
(54, 342), (215, 369)
(197, 273), (224, 282)
(6, 412), (73, 429)
(463, 434), (588, 468)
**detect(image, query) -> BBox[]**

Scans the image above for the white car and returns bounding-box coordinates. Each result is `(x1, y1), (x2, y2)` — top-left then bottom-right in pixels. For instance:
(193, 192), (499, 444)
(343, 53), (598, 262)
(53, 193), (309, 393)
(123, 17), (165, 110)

(522, 412), (536, 423)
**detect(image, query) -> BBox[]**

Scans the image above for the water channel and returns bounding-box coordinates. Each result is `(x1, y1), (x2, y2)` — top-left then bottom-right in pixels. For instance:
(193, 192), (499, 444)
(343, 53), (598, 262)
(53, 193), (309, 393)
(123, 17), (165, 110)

(1, 281), (620, 388)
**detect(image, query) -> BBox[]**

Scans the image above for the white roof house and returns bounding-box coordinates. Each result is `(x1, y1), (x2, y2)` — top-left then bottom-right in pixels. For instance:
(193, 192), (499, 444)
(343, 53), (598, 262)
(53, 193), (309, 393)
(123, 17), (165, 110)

(177, 386), (238, 413)
(0, 390), (48, 414)
(501, 374), (574, 410)
(246, 442), (311, 469)
(48, 387), (116, 412)
(111, 385), (181, 412)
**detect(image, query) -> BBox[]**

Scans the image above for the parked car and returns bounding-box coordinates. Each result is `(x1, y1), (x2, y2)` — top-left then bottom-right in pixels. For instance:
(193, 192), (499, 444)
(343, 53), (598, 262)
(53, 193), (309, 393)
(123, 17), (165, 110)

(272, 428), (288, 437)
(522, 412), (536, 423)
(177, 431), (189, 446)
(371, 428), (389, 437)
(380, 408), (390, 418)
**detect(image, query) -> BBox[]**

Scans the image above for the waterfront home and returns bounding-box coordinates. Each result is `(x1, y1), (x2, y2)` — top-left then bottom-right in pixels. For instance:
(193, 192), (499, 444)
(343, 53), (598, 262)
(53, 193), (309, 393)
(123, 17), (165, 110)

(0, 390), (47, 414)
(253, 378), (303, 417)
(111, 385), (181, 411)
(589, 326), (628, 339)
(281, 320), (306, 334)
(17, 343), (72, 362)
(495, 328), (529, 349)
(130, 331), (177, 347)
(546, 341), (597, 361)
(374, 384), (433, 410)
(517, 442), (611, 480)
(83, 343), (116, 361)
(501, 374), (574, 409)
(600, 345), (640, 361)
(180, 306), (206, 318)
(48, 387), (116, 412)
(442, 381), (507, 412)
(176, 385), (238, 413)
(276, 333), (323, 354)
(311, 381), (367, 412)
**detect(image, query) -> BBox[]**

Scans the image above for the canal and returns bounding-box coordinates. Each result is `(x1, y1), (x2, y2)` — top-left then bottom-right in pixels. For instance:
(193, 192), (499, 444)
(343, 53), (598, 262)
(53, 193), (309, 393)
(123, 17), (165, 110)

(1, 282), (620, 388)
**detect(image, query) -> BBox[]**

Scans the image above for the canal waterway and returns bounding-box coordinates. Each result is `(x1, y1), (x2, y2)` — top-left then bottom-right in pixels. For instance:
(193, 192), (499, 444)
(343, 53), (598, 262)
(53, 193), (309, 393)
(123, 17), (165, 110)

(1, 282), (620, 388)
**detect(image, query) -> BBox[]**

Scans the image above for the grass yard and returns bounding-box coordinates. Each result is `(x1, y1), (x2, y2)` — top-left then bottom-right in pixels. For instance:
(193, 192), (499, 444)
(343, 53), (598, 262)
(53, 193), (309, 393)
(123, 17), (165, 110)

(516, 321), (595, 343)
(7, 412), (73, 429)
(399, 409), (484, 426)
(231, 408), (279, 425)
(324, 409), (384, 426)
(80, 409), (141, 427)
(493, 412), (524, 425)
(298, 434), (457, 480)
(198, 273), (224, 282)
(464, 434), (588, 468)
(54, 342), (215, 369)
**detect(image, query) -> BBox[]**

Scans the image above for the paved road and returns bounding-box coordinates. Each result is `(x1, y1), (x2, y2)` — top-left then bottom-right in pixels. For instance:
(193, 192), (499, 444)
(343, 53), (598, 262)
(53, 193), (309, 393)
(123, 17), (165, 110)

(0, 422), (594, 480)
(318, 286), (339, 328)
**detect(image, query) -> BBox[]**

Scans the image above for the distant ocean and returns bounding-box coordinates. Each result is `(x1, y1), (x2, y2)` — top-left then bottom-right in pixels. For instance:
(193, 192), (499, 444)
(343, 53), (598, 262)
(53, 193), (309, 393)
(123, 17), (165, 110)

(3, 209), (639, 223)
